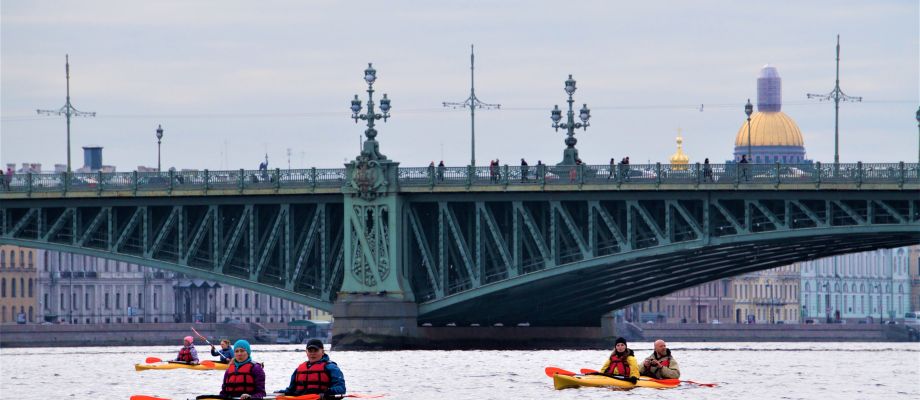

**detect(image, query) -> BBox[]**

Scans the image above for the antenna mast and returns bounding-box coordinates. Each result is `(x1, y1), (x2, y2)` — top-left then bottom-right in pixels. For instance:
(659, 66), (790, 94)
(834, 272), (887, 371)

(442, 45), (500, 167)
(807, 35), (862, 166)
(37, 54), (97, 173)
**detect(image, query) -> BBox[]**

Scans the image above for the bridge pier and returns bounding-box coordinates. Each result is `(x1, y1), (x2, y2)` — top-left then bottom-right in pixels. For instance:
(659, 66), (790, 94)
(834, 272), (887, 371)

(331, 293), (421, 349)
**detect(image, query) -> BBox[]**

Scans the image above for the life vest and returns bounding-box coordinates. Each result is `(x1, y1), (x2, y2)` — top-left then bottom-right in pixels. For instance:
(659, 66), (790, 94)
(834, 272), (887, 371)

(605, 352), (631, 376)
(177, 346), (194, 362)
(222, 362), (257, 396)
(292, 361), (332, 393)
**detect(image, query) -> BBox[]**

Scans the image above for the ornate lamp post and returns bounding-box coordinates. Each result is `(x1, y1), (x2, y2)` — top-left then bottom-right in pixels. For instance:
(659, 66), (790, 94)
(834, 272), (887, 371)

(550, 74), (591, 165)
(351, 63), (391, 161)
(745, 99), (753, 161)
(156, 124), (164, 172)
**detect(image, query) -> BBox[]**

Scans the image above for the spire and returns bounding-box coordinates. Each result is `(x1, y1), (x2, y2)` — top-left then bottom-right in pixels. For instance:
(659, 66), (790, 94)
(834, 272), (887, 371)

(670, 127), (690, 168)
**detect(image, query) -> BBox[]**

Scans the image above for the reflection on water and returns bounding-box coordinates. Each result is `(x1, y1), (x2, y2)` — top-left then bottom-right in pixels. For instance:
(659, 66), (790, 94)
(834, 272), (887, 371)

(2, 342), (918, 400)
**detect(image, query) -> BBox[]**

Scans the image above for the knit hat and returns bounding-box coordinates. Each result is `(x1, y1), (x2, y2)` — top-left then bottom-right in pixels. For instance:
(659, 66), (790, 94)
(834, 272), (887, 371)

(614, 337), (627, 347)
(183, 336), (194, 344)
(234, 339), (251, 355)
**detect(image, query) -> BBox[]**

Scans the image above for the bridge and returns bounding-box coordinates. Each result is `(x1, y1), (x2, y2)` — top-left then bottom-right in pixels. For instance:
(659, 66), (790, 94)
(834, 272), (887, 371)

(3, 159), (919, 337)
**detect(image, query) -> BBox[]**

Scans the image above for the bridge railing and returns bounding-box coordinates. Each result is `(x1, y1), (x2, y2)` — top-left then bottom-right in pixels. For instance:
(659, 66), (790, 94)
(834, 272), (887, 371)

(1, 162), (917, 195)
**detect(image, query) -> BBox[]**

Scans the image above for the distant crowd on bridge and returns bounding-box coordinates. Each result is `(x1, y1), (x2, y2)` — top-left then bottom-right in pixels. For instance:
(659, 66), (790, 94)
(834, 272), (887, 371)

(0, 161), (917, 194)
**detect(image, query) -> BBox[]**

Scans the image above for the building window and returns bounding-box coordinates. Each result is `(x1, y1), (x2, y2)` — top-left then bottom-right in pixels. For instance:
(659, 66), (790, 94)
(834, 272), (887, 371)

(72, 293), (77, 310)
(19, 278), (24, 297)
(44, 293), (49, 310)
(60, 293), (65, 310)
(28, 252), (33, 268)
(234, 294), (239, 309)
(138, 293), (143, 308)
(85, 293), (90, 310)
(224, 293), (229, 309)
(19, 251), (24, 267)
(154, 292), (158, 310)
(1, 250), (5, 267)
(10, 279), (15, 298)
(245, 294), (250, 308)
(105, 293), (110, 309)
(1, 278), (5, 297)
(127, 293), (133, 308)
(116, 293), (121, 309)
(255, 294), (259, 308)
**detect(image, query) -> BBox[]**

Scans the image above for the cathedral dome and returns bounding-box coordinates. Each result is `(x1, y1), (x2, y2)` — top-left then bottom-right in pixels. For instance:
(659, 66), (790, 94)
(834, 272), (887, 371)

(734, 111), (804, 148)
(670, 129), (689, 170)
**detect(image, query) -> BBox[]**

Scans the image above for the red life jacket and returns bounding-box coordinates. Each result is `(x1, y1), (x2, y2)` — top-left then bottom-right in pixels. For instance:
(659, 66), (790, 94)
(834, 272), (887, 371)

(605, 353), (631, 376)
(177, 346), (194, 362)
(293, 361), (331, 393)
(222, 362), (257, 396)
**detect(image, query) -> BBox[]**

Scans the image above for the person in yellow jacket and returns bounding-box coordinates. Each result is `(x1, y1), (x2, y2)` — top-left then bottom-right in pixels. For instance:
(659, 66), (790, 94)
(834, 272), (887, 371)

(600, 337), (639, 383)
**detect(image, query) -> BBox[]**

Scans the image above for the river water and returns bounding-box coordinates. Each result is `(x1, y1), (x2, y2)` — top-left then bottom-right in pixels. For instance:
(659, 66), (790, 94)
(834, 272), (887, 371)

(2, 342), (918, 400)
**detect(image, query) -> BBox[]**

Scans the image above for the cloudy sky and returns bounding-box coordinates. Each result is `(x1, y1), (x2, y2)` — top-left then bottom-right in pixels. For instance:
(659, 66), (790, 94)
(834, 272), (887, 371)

(2, 0), (917, 171)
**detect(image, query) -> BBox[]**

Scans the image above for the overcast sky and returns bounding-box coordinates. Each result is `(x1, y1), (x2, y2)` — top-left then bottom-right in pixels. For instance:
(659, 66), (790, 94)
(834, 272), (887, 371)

(2, 0), (917, 171)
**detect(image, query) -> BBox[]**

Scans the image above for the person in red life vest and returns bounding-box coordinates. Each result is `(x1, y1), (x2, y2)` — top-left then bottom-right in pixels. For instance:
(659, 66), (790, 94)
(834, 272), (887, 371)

(210, 339), (265, 400)
(639, 339), (680, 379)
(175, 336), (199, 364)
(599, 337), (639, 383)
(276, 339), (346, 398)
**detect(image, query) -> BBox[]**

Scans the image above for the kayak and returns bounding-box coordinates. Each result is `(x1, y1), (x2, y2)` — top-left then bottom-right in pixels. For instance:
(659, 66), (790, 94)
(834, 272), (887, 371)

(134, 361), (229, 371)
(552, 373), (679, 390)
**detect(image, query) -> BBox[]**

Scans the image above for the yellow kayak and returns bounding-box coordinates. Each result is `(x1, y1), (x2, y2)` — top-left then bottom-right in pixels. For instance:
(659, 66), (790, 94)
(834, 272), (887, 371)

(552, 373), (679, 390)
(134, 361), (229, 371)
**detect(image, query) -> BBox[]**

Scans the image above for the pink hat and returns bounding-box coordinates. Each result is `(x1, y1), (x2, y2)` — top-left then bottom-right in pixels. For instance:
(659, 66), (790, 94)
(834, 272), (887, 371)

(184, 336), (194, 344)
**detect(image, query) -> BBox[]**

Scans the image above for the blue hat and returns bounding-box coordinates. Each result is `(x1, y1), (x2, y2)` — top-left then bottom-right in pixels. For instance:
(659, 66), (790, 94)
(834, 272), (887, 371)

(233, 339), (251, 355)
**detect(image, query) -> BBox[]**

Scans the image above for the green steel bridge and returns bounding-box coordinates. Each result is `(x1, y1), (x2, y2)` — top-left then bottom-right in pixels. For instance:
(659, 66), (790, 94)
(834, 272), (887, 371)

(2, 161), (918, 326)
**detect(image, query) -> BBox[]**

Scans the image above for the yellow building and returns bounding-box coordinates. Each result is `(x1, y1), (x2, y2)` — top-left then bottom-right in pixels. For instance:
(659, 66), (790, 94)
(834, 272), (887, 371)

(669, 128), (690, 170)
(0, 245), (40, 323)
(732, 264), (801, 324)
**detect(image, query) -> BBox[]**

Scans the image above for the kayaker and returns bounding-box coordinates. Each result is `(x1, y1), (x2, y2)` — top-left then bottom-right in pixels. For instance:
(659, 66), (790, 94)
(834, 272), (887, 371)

(639, 339), (680, 379)
(175, 336), (199, 364)
(211, 339), (266, 400)
(211, 339), (234, 363)
(600, 337), (639, 383)
(276, 339), (346, 398)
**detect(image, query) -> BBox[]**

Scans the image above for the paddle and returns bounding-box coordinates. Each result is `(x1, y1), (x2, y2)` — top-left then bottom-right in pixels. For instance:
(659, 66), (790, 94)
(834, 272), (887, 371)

(544, 366), (578, 377)
(131, 394), (385, 400)
(145, 356), (163, 364)
(580, 368), (715, 387)
(166, 360), (217, 368)
(580, 368), (679, 385)
(191, 326), (214, 347)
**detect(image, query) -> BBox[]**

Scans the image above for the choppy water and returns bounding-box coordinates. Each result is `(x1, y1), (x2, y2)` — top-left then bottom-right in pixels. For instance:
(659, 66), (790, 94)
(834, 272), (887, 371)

(2, 343), (919, 400)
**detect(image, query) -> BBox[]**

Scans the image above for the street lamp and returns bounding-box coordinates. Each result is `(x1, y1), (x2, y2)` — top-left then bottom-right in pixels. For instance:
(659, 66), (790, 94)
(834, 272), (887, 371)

(550, 74), (591, 166)
(745, 99), (754, 161)
(766, 283), (774, 324)
(915, 106), (919, 165)
(156, 125), (164, 172)
(875, 283), (882, 324)
(351, 63), (391, 161)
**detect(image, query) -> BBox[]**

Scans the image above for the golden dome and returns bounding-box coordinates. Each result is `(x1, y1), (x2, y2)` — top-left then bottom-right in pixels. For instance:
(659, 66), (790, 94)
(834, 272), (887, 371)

(670, 128), (689, 169)
(734, 111), (804, 147)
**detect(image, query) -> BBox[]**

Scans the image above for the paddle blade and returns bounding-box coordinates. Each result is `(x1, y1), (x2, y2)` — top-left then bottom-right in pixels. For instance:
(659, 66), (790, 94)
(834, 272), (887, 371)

(276, 395), (320, 400)
(580, 368), (599, 375)
(130, 395), (170, 400)
(345, 395), (387, 399)
(544, 366), (577, 377)
(200, 360), (216, 368)
(687, 380), (718, 387)
(144, 357), (162, 364)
